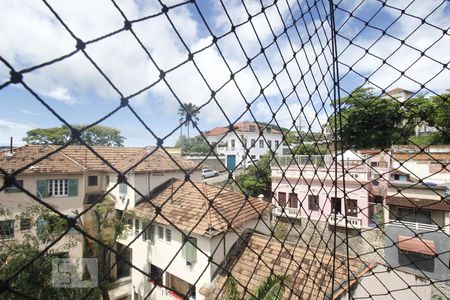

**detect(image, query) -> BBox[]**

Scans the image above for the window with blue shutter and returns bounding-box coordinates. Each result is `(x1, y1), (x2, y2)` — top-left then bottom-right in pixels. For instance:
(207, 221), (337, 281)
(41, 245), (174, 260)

(182, 236), (197, 265)
(36, 180), (48, 198)
(68, 179), (78, 196)
(143, 224), (155, 244)
(119, 182), (127, 194)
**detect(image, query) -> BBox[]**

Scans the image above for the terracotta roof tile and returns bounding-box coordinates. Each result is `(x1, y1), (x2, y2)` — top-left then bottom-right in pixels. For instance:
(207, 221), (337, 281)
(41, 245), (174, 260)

(0, 145), (197, 175)
(132, 180), (272, 236)
(211, 233), (370, 299)
(386, 196), (450, 211)
(203, 121), (282, 136)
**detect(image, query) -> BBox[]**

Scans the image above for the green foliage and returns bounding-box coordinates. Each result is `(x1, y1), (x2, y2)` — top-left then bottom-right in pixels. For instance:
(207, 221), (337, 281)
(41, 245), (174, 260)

(178, 103), (200, 138)
(333, 87), (405, 148)
(431, 90), (450, 143)
(23, 124), (125, 146)
(175, 135), (210, 155)
(237, 154), (272, 197)
(223, 277), (241, 300)
(249, 274), (290, 300)
(292, 143), (324, 155)
(273, 222), (289, 240)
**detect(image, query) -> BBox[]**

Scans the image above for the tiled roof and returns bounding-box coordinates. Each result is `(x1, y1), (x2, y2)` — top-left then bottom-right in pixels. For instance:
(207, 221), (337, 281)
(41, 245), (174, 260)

(211, 233), (371, 299)
(0, 145), (196, 175)
(386, 196), (450, 211)
(204, 121), (282, 136)
(393, 153), (450, 161)
(0, 145), (85, 174)
(132, 180), (271, 236)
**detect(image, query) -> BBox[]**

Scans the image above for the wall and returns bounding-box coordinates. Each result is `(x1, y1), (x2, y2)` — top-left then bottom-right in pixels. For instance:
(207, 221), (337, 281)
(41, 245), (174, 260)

(0, 173), (85, 258)
(344, 264), (431, 300)
(384, 225), (450, 281)
(392, 160), (450, 185)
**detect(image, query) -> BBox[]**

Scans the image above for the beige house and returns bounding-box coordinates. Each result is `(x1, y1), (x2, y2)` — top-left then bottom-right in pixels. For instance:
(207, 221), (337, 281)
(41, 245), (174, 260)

(0, 144), (201, 259)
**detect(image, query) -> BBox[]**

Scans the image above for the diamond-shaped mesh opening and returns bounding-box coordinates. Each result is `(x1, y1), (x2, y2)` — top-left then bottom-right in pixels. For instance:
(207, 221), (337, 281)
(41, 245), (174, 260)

(0, 0), (449, 299)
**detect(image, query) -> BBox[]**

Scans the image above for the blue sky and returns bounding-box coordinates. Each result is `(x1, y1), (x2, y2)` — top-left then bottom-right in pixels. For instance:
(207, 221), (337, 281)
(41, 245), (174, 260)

(0, 0), (449, 146)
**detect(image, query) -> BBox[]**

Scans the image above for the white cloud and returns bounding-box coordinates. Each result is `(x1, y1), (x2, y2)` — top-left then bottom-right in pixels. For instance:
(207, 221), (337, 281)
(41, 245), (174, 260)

(0, 119), (33, 146)
(43, 87), (74, 103)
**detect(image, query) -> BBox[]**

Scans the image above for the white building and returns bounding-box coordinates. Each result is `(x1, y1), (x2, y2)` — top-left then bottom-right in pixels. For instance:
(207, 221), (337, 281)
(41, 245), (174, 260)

(121, 180), (271, 300)
(203, 121), (284, 170)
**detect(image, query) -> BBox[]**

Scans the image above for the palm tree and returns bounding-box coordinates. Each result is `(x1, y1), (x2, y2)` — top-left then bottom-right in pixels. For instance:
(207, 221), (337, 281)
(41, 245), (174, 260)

(178, 103), (200, 138)
(223, 274), (289, 300)
(249, 274), (289, 300)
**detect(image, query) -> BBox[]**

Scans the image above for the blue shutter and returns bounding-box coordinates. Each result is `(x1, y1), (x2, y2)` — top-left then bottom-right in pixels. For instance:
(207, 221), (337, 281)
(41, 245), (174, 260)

(36, 180), (48, 198)
(119, 182), (127, 194)
(68, 179), (78, 197)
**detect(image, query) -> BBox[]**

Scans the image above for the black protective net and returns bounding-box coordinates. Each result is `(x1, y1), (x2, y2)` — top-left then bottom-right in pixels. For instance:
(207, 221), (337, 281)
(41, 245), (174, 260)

(0, 0), (449, 299)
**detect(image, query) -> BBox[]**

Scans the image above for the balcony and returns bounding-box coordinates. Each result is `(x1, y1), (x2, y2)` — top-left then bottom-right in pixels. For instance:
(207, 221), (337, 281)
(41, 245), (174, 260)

(328, 214), (362, 229)
(388, 220), (439, 232)
(272, 207), (301, 219)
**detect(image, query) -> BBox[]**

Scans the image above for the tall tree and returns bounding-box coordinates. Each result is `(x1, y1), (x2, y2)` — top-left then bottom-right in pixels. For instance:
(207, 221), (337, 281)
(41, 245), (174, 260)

(431, 90), (450, 143)
(237, 154), (272, 197)
(178, 103), (200, 138)
(23, 125), (125, 146)
(331, 87), (405, 149)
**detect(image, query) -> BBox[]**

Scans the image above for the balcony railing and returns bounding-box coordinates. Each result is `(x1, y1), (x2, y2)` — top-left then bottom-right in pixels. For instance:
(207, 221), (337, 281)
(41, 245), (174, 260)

(388, 220), (439, 232)
(328, 214), (362, 229)
(216, 146), (237, 153)
(272, 207), (301, 219)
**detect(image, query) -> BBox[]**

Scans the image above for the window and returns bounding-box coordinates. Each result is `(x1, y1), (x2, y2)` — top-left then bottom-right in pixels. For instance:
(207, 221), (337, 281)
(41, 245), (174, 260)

(308, 195), (320, 211)
(0, 220), (14, 239)
(275, 140), (279, 148)
(5, 179), (23, 192)
(166, 228), (172, 242)
(346, 199), (358, 217)
(158, 226), (164, 239)
(135, 219), (140, 235)
(88, 175), (98, 186)
(289, 193), (298, 208)
(251, 139), (256, 147)
(331, 197), (342, 214)
(249, 125), (256, 132)
(278, 192), (286, 207)
(119, 182), (127, 194)
(48, 179), (68, 196)
(267, 140), (272, 148)
(267, 127), (272, 133)
(397, 208), (432, 224)
(20, 218), (31, 231)
(231, 139), (235, 148)
(149, 264), (164, 286)
(182, 236), (197, 265)
(394, 175), (400, 181)
(142, 224), (155, 244)
(166, 272), (196, 299)
(370, 161), (378, 167)
(250, 155), (256, 159)
(259, 140), (264, 148)
(105, 175), (110, 187)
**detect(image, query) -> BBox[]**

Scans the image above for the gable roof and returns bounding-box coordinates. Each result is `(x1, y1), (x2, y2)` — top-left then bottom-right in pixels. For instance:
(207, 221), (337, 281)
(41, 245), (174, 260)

(204, 121), (282, 137)
(132, 180), (271, 236)
(210, 233), (371, 299)
(0, 145), (85, 174)
(0, 145), (196, 175)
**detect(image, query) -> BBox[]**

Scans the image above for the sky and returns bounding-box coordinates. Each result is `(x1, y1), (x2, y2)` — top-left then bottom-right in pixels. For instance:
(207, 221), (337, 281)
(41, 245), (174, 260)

(0, 0), (449, 147)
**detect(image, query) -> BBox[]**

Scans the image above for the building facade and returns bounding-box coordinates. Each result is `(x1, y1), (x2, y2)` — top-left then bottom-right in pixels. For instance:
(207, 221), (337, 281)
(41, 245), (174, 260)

(204, 121), (284, 170)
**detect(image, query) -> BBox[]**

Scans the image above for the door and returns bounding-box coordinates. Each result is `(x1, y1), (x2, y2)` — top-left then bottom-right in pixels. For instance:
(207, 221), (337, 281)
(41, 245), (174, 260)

(226, 155), (236, 171)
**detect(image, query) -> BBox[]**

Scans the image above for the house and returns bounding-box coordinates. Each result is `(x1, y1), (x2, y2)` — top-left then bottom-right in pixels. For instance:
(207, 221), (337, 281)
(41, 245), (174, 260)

(203, 121), (284, 170)
(0, 145), (201, 264)
(384, 182), (450, 281)
(0, 145), (86, 257)
(121, 179), (271, 300)
(391, 145), (450, 185)
(271, 150), (391, 230)
(209, 233), (431, 299)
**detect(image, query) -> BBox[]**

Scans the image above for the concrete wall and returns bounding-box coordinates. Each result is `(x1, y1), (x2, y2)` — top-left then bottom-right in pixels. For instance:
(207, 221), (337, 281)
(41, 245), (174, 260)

(182, 156), (227, 172)
(0, 173), (85, 258)
(343, 265), (431, 300)
(392, 160), (450, 185)
(384, 225), (450, 281)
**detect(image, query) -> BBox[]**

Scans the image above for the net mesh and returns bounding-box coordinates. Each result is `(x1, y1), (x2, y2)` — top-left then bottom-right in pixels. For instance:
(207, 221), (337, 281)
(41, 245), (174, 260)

(0, 0), (449, 299)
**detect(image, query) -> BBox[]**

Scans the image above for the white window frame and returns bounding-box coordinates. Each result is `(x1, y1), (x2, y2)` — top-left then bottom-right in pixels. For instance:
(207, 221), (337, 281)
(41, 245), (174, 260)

(48, 179), (68, 197)
(165, 228), (172, 243)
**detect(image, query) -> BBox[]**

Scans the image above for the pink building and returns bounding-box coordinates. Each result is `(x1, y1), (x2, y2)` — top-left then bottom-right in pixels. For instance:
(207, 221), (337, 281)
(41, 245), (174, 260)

(271, 150), (391, 229)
